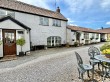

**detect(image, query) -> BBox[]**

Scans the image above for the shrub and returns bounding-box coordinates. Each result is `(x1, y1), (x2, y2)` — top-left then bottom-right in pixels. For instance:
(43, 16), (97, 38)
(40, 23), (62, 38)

(74, 42), (79, 47)
(100, 42), (110, 51)
(16, 38), (25, 52)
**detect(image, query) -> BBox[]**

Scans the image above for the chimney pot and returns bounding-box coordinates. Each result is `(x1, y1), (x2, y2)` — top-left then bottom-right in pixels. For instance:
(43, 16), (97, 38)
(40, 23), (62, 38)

(56, 7), (60, 13)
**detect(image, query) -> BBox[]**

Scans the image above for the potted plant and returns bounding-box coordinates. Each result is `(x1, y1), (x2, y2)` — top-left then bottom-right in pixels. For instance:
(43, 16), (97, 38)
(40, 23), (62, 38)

(102, 49), (110, 58)
(0, 40), (2, 45)
(16, 38), (25, 56)
(100, 43), (110, 58)
(66, 42), (70, 47)
(74, 42), (79, 47)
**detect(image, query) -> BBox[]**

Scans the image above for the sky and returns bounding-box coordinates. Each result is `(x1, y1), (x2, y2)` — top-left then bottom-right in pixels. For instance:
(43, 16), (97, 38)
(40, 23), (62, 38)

(17, 0), (110, 29)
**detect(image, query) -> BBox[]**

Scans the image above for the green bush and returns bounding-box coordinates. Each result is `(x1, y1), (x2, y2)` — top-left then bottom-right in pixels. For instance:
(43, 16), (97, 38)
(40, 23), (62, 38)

(100, 42), (110, 51)
(16, 38), (25, 52)
(74, 42), (79, 47)
(0, 40), (2, 45)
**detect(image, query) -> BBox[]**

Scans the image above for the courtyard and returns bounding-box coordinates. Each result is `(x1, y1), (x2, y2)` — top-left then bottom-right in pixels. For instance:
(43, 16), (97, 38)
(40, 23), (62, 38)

(0, 43), (109, 82)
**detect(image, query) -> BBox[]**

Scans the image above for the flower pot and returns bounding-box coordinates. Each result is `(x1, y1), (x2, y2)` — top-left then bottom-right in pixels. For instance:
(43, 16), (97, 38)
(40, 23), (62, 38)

(19, 52), (24, 56)
(105, 54), (110, 58)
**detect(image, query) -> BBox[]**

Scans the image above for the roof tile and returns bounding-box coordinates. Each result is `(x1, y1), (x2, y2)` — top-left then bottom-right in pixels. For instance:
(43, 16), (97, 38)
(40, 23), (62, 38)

(0, 0), (67, 21)
(67, 25), (101, 33)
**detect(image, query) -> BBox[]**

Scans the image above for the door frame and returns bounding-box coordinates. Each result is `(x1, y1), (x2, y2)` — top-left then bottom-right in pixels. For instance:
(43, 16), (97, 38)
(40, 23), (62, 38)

(2, 29), (16, 57)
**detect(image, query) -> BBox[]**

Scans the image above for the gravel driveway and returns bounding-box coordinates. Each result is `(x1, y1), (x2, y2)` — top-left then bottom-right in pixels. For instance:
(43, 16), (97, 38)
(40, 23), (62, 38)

(0, 43), (109, 82)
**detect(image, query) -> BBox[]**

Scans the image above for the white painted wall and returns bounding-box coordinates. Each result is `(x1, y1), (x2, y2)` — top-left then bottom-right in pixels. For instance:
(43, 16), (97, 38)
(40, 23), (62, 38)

(0, 20), (24, 30)
(67, 29), (101, 45)
(66, 29), (76, 45)
(15, 12), (67, 46)
(16, 30), (30, 55)
(80, 32), (85, 44)
(0, 20), (30, 57)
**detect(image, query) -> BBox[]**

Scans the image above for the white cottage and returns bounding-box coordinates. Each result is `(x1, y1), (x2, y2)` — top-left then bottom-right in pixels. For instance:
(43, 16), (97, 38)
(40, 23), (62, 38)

(67, 25), (101, 46)
(0, 0), (67, 57)
(0, 16), (31, 57)
(0, 0), (68, 52)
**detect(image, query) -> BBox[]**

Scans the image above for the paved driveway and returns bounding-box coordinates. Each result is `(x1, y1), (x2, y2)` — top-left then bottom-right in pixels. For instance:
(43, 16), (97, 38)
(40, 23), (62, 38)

(0, 43), (108, 82)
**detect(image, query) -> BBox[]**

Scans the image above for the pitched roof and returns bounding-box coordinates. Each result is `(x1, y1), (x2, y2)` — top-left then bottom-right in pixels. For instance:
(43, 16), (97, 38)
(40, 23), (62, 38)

(0, 0), (67, 21)
(67, 25), (100, 33)
(97, 28), (110, 33)
(0, 16), (31, 30)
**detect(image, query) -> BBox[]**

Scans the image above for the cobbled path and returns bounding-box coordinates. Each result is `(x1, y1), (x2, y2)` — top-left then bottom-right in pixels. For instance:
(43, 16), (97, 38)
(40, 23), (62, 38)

(0, 43), (110, 82)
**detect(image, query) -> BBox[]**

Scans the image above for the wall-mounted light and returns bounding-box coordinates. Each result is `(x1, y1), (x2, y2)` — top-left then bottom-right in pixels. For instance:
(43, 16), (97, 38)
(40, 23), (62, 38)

(27, 29), (29, 34)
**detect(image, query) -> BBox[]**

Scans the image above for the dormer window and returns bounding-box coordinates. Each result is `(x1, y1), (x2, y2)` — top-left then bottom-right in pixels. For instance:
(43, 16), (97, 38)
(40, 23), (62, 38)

(53, 19), (61, 27)
(0, 9), (15, 18)
(39, 17), (49, 26)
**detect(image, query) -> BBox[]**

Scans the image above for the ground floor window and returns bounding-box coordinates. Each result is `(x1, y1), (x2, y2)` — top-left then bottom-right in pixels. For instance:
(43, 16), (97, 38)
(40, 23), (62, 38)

(17, 30), (24, 39)
(47, 36), (61, 47)
(84, 33), (89, 40)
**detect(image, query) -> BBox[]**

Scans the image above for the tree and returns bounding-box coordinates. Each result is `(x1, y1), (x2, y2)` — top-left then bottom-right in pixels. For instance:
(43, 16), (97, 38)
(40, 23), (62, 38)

(16, 38), (25, 52)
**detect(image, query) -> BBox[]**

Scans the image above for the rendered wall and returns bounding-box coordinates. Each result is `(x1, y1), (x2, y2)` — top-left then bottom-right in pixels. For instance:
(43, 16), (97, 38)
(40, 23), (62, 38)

(15, 12), (67, 46)
(0, 20), (30, 57)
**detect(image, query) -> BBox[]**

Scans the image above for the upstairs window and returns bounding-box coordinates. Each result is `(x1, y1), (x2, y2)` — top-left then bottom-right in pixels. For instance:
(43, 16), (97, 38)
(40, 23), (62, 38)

(39, 17), (49, 26)
(0, 9), (15, 18)
(53, 19), (61, 27)
(0, 9), (6, 17)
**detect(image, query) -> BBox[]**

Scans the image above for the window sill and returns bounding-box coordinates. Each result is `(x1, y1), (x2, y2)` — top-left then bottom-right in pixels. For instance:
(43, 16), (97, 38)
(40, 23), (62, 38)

(39, 24), (49, 26)
(52, 25), (61, 27)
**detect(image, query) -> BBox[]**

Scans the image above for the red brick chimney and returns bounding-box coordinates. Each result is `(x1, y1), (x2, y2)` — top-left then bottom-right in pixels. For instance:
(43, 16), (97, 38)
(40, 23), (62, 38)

(56, 7), (60, 13)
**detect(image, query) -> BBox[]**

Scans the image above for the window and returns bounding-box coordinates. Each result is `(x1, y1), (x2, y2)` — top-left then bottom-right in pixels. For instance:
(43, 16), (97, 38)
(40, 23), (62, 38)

(5, 32), (15, 44)
(0, 9), (6, 17)
(39, 17), (49, 26)
(17, 31), (24, 39)
(92, 33), (95, 39)
(53, 19), (61, 27)
(47, 36), (61, 47)
(84, 33), (89, 39)
(96, 34), (99, 39)
(0, 9), (15, 18)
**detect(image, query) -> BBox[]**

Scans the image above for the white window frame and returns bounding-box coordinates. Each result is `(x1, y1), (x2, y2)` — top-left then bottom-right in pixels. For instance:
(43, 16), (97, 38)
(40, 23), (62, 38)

(0, 9), (15, 18)
(53, 19), (61, 27)
(84, 33), (89, 40)
(96, 34), (99, 39)
(39, 17), (49, 26)
(17, 30), (25, 39)
(47, 36), (61, 47)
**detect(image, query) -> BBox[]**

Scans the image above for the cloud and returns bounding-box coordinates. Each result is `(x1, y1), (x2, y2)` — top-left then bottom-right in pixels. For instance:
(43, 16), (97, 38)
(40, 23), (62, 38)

(67, 18), (75, 23)
(101, 0), (110, 11)
(63, 0), (93, 13)
(17, 0), (51, 9)
(69, 23), (78, 26)
(106, 21), (110, 25)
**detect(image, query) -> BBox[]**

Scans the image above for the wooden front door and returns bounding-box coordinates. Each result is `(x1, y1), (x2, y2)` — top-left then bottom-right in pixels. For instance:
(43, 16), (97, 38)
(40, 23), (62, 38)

(3, 30), (16, 56)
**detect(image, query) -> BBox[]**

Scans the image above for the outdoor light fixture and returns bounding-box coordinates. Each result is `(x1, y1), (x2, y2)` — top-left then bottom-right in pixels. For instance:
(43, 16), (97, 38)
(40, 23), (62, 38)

(27, 29), (29, 34)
